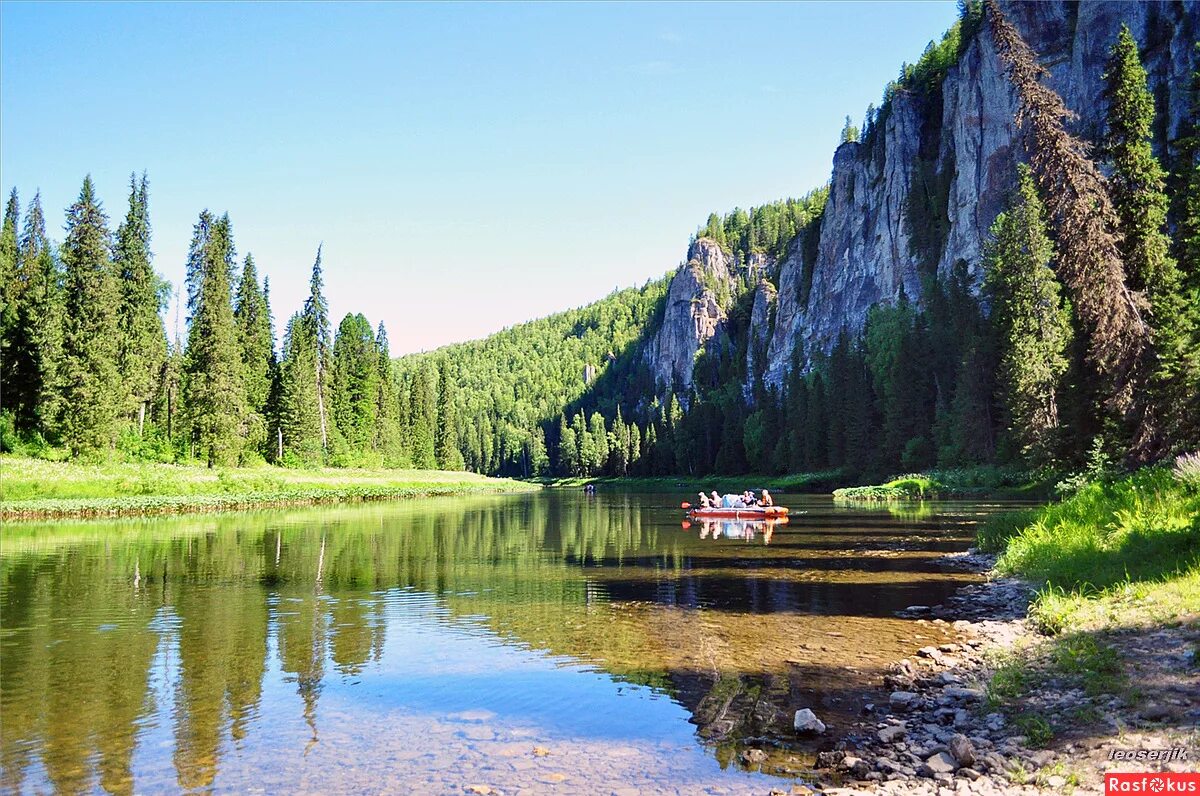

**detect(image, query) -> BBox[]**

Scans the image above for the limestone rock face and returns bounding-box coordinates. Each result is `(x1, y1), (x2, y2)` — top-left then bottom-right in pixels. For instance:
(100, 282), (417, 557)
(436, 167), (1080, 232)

(736, 0), (1197, 388)
(744, 280), (778, 398)
(644, 237), (737, 394)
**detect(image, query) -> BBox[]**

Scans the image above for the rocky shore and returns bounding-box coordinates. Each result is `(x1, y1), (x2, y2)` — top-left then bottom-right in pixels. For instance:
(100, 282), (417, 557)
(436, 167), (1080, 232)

(773, 550), (1199, 796)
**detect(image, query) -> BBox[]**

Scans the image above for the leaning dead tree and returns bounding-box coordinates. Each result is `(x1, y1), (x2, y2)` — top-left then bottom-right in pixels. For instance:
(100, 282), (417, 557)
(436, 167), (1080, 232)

(986, 2), (1151, 422)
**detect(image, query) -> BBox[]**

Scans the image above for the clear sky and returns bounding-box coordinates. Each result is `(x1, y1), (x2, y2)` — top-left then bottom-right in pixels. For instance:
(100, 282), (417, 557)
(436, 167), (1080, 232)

(1, 1), (959, 354)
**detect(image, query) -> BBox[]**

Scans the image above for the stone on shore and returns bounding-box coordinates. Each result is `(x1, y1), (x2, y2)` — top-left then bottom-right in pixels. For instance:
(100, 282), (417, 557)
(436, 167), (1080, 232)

(794, 708), (826, 734)
(947, 733), (975, 766)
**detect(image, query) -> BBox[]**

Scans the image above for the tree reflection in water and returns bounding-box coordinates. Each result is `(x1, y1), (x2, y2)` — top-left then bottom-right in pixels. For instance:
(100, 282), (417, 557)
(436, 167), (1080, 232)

(0, 492), (1008, 792)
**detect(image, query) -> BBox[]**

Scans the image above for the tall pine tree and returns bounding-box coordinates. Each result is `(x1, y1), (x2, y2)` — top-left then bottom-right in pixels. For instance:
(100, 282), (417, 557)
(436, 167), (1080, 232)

(302, 246), (332, 451)
(182, 211), (246, 466)
(234, 254), (275, 452)
(1103, 26), (1198, 456)
(114, 172), (167, 434)
(435, 359), (464, 470)
(57, 177), (123, 455)
(984, 166), (1073, 465)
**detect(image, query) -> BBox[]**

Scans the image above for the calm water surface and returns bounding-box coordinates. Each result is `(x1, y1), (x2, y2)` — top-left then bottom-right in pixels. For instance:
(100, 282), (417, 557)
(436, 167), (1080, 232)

(0, 491), (1021, 795)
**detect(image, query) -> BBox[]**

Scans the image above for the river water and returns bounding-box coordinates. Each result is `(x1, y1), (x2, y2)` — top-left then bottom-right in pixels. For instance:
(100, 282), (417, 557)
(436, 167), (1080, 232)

(0, 490), (1021, 795)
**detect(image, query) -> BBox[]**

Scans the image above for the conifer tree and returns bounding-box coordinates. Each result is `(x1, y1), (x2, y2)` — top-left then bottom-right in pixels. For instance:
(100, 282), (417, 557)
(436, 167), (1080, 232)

(373, 322), (405, 465)
(57, 176), (123, 455)
(984, 166), (1072, 464)
(302, 247), (332, 451)
(114, 172), (167, 434)
(331, 313), (379, 457)
(182, 211), (246, 466)
(435, 359), (464, 470)
(1172, 44), (1200, 291)
(234, 254), (275, 452)
(408, 366), (437, 469)
(987, 1), (1149, 428)
(235, 257), (274, 409)
(0, 189), (19, 370)
(278, 312), (324, 464)
(8, 193), (64, 434)
(1103, 26), (1198, 455)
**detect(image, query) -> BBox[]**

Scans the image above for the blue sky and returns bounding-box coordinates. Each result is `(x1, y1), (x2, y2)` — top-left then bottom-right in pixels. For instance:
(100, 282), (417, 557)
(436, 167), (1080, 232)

(1, 1), (959, 354)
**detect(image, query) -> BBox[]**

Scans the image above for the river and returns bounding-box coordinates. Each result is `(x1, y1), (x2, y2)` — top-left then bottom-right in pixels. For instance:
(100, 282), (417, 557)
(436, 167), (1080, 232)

(0, 490), (1023, 795)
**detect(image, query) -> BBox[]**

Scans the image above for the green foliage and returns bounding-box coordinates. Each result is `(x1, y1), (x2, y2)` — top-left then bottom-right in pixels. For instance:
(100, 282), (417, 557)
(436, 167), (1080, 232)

(57, 177), (124, 456)
(696, 188), (828, 266)
(984, 465), (1200, 637)
(234, 255), (275, 447)
(839, 115), (859, 144)
(114, 173), (167, 431)
(985, 166), (1073, 466)
(1013, 713), (1054, 748)
(1104, 26), (1199, 457)
(331, 312), (380, 459)
(182, 212), (246, 466)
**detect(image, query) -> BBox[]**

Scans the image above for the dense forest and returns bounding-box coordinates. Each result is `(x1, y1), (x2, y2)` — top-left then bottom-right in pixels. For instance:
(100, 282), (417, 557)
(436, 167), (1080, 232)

(2, 3), (1197, 481)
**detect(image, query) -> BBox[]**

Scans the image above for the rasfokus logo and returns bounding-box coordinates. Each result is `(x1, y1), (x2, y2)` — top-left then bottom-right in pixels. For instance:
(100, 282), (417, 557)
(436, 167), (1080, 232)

(1106, 774), (1200, 794)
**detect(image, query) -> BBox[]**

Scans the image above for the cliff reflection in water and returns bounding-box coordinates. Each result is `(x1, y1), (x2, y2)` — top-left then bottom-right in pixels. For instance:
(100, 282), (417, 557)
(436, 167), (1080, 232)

(0, 492), (1004, 793)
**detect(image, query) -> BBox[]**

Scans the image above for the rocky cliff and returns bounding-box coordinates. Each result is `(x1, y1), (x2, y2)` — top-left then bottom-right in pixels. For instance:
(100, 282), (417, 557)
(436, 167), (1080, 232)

(645, 0), (1198, 395)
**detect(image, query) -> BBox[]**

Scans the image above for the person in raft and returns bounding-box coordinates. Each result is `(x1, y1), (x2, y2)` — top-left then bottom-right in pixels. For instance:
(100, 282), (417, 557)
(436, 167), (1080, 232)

(697, 492), (712, 509)
(742, 490), (758, 507)
(760, 489), (774, 507)
(710, 490), (722, 507)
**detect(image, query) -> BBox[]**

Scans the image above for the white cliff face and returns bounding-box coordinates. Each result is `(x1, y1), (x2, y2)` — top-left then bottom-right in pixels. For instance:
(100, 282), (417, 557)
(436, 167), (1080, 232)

(644, 238), (736, 394)
(645, 1), (1197, 397)
(747, 0), (1196, 388)
(744, 280), (778, 398)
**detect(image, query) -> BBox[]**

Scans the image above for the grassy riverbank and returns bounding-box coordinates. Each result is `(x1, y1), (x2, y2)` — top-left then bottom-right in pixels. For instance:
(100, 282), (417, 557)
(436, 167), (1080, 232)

(0, 455), (538, 521)
(971, 459), (1200, 755)
(832, 465), (1048, 501)
(542, 470), (846, 493)
(979, 461), (1200, 632)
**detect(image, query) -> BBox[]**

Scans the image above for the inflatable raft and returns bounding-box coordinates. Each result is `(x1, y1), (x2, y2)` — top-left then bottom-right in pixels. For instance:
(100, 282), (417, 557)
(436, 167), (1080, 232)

(685, 505), (789, 519)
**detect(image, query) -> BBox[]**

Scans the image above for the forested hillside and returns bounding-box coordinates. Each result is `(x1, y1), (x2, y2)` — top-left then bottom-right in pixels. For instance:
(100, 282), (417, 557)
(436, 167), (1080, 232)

(3, 2), (1196, 482)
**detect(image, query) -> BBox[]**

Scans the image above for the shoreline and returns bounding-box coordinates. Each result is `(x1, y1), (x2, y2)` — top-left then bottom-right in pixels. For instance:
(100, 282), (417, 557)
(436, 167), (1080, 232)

(795, 550), (1198, 795)
(0, 482), (541, 522)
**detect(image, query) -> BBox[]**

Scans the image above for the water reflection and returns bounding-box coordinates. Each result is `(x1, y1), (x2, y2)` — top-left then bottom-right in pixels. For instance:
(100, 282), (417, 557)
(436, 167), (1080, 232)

(0, 493), (1019, 793)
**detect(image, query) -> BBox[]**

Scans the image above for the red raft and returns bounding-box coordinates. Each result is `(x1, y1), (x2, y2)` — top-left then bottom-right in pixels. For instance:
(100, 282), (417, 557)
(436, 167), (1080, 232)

(682, 504), (790, 519)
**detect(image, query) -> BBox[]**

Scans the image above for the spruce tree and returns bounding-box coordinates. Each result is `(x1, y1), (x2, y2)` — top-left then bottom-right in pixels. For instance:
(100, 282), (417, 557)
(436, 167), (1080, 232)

(984, 166), (1073, 465)
(7, 193), (64, 434)
(57, 176), (124, 455)
(435, 359), (464, 470)
(408, 366), (437, 469)
(234, 254), (275, 452)
(372, 322), (405, 465)
(302, 247), (332, 451)
(182, 211), (246, 466)
(114, 173), (167, 434)
(987, 2), (1150, 435)
(278, 312), (323, 463)
(0, 189), (19, 374)
(1172, 44), (1200, 291)
(331, 312), (379, 458)
(1103, 26), (1198, 455)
